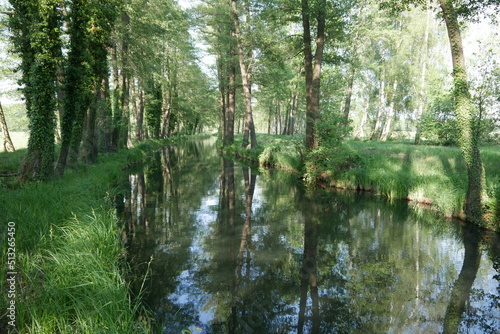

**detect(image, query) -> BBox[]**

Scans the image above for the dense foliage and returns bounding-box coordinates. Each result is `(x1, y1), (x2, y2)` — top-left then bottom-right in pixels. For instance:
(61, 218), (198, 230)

(1, 0), (500, 332)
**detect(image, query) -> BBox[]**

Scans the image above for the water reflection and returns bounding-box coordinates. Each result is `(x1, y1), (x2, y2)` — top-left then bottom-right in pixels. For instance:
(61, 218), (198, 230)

(117, 138), (500, 333)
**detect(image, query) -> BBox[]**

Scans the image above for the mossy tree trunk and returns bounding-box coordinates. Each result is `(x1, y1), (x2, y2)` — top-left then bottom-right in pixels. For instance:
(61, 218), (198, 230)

(56, 0), (92, 175)
(439, 0), (484, 225)
(81, 0), (117, 162)
(10, 0), (61, 181)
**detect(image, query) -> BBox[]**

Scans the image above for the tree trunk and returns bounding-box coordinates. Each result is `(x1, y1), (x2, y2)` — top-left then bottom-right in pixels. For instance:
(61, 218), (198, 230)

(15, 0), (60, 181)
(55, 0), (92, 175)
(414, 0), (431, 145)
(0, 101), (15, 152)
(283, 98), (290, 135)
(160, 89), (172, 139)
(232, 0), (257, 149)
(276, 102), (281, 135)
(55, 64), (65, 143)
(439, 0), (484, 225)
(226, 35), (236, 146)
(217, 53), (227, 143)
(355, 101), (370, 139)
(288, 90), (299, 135)
(267, 105), (272, 135)
(99, 75), (113, 152)
(302, 0), (326, 150)
(121, 29), (131, 148)
(380, 80), (398, 141)
(80, 90), (99, 164)
(111, 45), (121, 151)
(343, 66), (356, 122)
(136, 85), (145, 142)
(371, 74), (386, 140)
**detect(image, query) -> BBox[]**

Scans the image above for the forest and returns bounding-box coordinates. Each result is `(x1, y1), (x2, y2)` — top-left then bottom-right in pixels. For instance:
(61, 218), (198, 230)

(1, 0), (500, 333)
(0, 0), (499, 222)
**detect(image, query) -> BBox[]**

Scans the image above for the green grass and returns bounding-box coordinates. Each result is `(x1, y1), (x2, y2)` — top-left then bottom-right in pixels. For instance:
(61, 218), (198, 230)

(346, 142), (498, 208)
(319, 140), (499, 229)
(222, 134), (500, 229)
(0, 147), (153, 333)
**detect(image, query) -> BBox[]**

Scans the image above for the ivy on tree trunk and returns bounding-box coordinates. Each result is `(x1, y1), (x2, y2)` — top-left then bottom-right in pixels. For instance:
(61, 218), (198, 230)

(439, 0), (485, 225)
(10, 0), (61, 181)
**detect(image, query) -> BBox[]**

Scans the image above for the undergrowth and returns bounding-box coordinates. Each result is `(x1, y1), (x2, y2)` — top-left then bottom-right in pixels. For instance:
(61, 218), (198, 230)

(0, 146), (153, 333)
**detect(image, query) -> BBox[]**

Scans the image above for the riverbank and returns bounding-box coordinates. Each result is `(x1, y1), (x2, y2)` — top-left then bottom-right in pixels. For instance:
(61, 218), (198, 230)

(0, 148), (150, 332)
(0, 136), (206, 333)
(221, 135), (500, 231)
(219, 134), (303, 173)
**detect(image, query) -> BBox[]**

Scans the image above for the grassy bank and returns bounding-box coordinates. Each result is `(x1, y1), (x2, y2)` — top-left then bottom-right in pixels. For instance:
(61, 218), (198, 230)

(341, 141), (499, 226)
(222, 134), (500, 230)
(219, 134), (303, 173)
(0, 146), (153, 333)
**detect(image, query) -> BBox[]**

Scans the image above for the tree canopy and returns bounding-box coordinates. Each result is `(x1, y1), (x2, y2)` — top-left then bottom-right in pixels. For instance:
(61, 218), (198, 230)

(2, 0), (499, 223)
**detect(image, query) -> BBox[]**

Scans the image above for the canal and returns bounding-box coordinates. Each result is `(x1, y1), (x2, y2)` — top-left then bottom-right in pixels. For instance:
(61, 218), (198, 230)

(118, 138), (500, 334)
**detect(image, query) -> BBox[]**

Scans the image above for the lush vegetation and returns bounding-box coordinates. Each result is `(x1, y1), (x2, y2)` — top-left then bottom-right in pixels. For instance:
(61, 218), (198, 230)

(1, 0), (500, 332)
(0, 146), (154, 332)
(221, 134), (500, 230)
(219, 134), (303, 172)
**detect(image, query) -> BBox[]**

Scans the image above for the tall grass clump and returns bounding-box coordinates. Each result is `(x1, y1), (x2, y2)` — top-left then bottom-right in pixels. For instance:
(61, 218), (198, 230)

(0, 147), (153, 333)
(16, 212), (151, 333)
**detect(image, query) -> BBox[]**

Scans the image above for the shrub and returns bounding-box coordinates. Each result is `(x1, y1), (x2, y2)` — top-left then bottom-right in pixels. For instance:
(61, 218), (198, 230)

(420, 95), (459, 146)
(304, 144), (361, 184)
(316, 107), (352, 147)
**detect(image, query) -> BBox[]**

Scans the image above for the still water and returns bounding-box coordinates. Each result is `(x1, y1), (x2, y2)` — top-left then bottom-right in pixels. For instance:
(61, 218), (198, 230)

(118, 138), (500, 334)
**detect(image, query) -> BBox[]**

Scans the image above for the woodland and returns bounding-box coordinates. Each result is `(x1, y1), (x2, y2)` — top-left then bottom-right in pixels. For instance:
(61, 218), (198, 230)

(1, 0), (500, 332)
(0, 0), (498, 224)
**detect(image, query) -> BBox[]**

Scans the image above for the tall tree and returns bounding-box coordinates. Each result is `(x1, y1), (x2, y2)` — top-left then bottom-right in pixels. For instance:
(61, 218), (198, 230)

(9, 0), (62, 181)
(413, 0), (431, 145)
(302, 0), (326, 150)
(197, 0), (237, 146)
(439, 0), (484, 223)
(231, 0), (257, 149)
(55, 0), (93, 175)
(80, 0), (118, 162)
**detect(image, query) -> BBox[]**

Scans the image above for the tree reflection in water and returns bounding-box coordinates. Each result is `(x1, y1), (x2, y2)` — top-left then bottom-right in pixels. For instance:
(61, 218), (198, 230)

(298, 196), (319, 334)
(117, 139), (500, 334)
